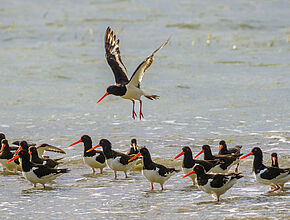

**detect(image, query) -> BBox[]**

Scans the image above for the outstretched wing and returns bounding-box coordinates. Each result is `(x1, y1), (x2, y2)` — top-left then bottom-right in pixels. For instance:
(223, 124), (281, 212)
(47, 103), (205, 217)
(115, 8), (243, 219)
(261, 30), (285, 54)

(105, 27), (129, 85)
(128, 38), (169, 88)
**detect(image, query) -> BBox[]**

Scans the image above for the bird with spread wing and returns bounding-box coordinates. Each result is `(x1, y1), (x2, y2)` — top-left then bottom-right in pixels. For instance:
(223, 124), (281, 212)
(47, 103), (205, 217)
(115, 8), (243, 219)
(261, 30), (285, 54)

(96, 27), (169, 120)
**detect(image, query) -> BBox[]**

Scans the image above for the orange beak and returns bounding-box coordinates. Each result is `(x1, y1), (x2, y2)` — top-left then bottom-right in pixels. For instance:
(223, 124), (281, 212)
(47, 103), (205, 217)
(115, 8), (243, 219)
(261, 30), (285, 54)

(272, 156), (276, 165)
(218, 145), (223, 154)
(97, 92), (108, 104)
(239, 151), (253, 160)
(182, 170), (195, 178)
(86, 144), (100, 153)
(1, 144), (5, 152)
(194, 150), (204, 159)
(7, 155), (19, 164)
(174, 151), (184, 160)
(14, 146), (22, 156)
(29, 151), (32, 155)
(69, 139), (82, 147)
(128, 152), (141, 162)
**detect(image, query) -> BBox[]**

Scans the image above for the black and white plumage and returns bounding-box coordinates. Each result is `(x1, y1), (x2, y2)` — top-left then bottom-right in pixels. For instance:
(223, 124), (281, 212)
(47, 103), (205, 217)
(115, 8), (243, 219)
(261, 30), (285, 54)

(29, 146), (63, 168)
(0, 139), (19, 172)
(126, 138), (140, 155)
(174, 146), (224, 185)
(87, 139), (137, 179)
(182, 165), (243, 202)
(194, 145), (241, 173)
(69, 135), (106, 174)
(96, 27), (169, 120)
(240, 147), (290, 193)
(130, 147), (179, 190)
(8, 150), (69, 188)
(218, 140), (242, 155)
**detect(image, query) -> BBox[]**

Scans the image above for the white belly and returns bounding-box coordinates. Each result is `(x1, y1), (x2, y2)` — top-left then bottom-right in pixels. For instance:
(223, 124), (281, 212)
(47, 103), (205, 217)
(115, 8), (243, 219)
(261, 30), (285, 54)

(121, 86), (144, 100)
(83, 156), (106, 169)
(106, 158), (135, 172)
(23, 168), (63, 185)
(254, 169), (290, 185)
(199, 179), (237, 197)
(142, 169), (172, 185)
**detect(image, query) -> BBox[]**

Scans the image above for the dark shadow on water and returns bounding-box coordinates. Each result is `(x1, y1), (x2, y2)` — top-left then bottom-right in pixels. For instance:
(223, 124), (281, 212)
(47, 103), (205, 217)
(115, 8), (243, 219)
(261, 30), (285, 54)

(21, 185), (55, 194)
(0, 171), (19, 176)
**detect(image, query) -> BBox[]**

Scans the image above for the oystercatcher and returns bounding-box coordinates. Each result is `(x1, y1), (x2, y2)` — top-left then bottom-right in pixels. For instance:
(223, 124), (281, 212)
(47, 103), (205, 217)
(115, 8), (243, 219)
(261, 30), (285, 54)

(96, 27), (169, 120)
(129, 147), (179, 190)
(29, 146), (63, 168)
(14, 141), (65, 158)
(0, 139), (19, 172)
(271, 153), (278, 168)
(8, 150), (69, 188)
(126, 138), (140, 155)
(182, 165), (243, 202)
(87, 139), (137, 179)
(194, 145), (241, 173)
(218, 140), (242, 155)
(69, 135), (106, 174)
(174, 146), (224, 184)
(239, 147), (290, 193)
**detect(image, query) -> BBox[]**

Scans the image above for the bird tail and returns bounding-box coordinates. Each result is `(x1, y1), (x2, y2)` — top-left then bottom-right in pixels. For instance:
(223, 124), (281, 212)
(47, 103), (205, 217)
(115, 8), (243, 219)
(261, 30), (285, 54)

(56, 168), (70, 174)
(144, 94), (159, 100)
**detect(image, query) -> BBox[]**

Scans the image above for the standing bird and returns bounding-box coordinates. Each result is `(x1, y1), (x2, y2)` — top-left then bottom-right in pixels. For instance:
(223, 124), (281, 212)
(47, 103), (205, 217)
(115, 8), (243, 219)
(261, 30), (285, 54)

(194, 145), (241, 173)
(96, 27), (169, 120)
(0, 139), (19, 172)
(8, 150), (69, 188)
(29, 146), (63, 169)
(174, 146), (222, 185)
(240, 147), (290, 193)
(87, 139), (137, 179)
(182, 165), (243, 202)
(68, 135), (106, 174)
(127, 138), (140, 155)
(129, 147), (179, 190)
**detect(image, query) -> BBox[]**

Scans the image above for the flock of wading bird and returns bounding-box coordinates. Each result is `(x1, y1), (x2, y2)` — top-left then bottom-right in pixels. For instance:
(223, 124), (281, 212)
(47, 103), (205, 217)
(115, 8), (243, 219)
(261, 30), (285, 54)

(1, 132), (289, 202)
(1, 27), (289, 202)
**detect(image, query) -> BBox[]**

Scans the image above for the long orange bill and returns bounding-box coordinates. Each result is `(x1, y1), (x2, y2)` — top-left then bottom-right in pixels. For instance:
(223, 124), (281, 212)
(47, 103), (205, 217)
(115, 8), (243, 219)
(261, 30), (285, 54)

(69, 139), (82, 147)
(7, 155), (19, 164)
(14, 146), (22, 156)
(174, 151), (184, 160)
(239, 151), (253, 160)
(194, 150), (204, 159)
(97, 92), (108, 104)
(86, 144), (100, 153)
(182, 170), (195, 178)
(1, 144), (5, 152)
(128, 152), (141, 162)
(272, 156), (276, 165)
(218, 145), (223, 154)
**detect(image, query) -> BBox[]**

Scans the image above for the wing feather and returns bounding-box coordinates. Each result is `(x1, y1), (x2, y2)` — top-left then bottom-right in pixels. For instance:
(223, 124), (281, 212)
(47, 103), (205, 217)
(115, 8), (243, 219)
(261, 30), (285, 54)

(128, 38), (169, 88)
(105, 27), (129, 85)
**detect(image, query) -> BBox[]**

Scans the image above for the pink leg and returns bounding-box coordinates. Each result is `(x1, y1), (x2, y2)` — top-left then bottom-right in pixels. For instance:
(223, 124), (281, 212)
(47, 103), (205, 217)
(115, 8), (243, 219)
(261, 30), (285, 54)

(139, 100), (144, 120)
(131, 100), (137, 119)
(268, 184), (280, 193)
(151, 183), (154, 190)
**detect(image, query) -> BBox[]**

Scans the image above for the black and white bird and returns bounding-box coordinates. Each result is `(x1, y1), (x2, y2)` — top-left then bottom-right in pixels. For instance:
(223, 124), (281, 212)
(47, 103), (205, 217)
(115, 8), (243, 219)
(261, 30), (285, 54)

(0, 139), (19, 172)
(194, 145), (241, 173)
(87, 139), (137, 179)
(182, 165), (243, 202)
(29, 146), (63, 169)
(218, 140), (242, 155)
(129, 147), (179, 190)
(96, 27), (169, 120)
(126, 138), (140, 155)
(240, 147), (290, 193)
(69, 135), (106, 174)
(174, 146), (223, 185)
(8, 150), (69, 188)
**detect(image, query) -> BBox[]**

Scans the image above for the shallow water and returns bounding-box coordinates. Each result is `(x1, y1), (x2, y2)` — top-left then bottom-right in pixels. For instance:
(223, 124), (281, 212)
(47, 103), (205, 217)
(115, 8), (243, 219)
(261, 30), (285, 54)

(0, 0), (290, 219)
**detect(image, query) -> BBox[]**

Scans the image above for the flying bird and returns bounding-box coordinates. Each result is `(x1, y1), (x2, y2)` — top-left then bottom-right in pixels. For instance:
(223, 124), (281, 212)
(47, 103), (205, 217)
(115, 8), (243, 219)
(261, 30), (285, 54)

(96, 27), (169, 119)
